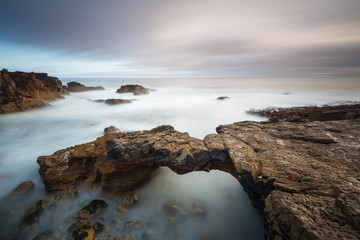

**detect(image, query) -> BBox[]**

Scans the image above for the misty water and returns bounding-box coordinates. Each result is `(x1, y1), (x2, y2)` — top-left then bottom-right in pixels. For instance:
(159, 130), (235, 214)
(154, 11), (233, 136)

(0, 78), (359, 239)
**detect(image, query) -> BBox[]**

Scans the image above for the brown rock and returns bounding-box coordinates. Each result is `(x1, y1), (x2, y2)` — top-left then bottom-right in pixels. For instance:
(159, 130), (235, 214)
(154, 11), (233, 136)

(11, 181), (34, 196)
(104, 126), (119, 134)
(78, 200), (108, 222)
(72, 222), (95, 240)
(104, 99), (132, 105)
(66, 82), (104, 92)
(0, 69), (68, 113)
(116, 84), (149, 95)
(22, 199), (47, 226)
(119, 191), (138, 207)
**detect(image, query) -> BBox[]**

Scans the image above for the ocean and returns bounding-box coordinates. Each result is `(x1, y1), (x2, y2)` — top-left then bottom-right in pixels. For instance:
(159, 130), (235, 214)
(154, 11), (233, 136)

(0, 78), (359, 239)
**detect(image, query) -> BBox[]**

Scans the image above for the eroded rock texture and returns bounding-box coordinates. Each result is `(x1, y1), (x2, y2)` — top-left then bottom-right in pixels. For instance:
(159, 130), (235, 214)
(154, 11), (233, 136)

(0, 69), (68, 113)
(37, 105), (360, 239)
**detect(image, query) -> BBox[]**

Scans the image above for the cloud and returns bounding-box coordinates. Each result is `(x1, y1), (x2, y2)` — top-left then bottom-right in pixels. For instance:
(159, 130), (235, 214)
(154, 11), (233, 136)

(0, 0), (360, 77)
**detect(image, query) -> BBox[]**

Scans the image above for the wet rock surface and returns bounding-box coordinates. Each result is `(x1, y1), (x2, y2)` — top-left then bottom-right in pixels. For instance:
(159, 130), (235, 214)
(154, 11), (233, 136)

(0, 69), (68, 113)
(37, 105), (360, 239)
(116, 84), (149, 95)
(66, 81), (104, 92)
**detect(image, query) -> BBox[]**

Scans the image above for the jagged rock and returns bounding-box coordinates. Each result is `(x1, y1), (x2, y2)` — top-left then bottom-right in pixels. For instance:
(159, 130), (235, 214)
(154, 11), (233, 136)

(78, 200), (108, 222)
(22, 199), (47, 226)
(72, 222), (95, 240)
(66, 82), (104, 92)
(0, 69), (68, 113)
(104, 126), (119, 134)
(37, 125), (232, 194)
(37, 105), (360, 239)
(217, 96), (230, 100)
(116, 84), (149, 95)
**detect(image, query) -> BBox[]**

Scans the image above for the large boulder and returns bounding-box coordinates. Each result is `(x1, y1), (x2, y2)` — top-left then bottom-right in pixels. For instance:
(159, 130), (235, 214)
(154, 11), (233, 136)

(0, 69), (68, 113)
(116, 84), (149, 95)
(66, 81), (104, 92)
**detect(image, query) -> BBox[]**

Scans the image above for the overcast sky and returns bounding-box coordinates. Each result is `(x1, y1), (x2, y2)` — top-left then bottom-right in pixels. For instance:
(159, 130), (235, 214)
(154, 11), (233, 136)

(1, 0), (360, 78)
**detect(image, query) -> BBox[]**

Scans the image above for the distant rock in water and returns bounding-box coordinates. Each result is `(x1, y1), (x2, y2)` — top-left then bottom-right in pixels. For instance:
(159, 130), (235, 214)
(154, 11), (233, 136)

(98, 99), (133, 105)
(66, 81), (104, 92)
(0, 69), (68, 113)
(116, 84), (149, 95)
(217, 96), (230, 100)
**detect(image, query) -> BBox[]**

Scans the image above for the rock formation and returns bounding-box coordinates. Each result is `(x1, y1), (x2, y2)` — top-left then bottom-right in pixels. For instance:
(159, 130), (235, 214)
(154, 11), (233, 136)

(95, 99), (133, 105)
(116, 84), (149, 95)
(217, 96), (230, 100)
(37, 105), (360, 239)
(66, 81), (104, 92)
(0, 69), (68, 113)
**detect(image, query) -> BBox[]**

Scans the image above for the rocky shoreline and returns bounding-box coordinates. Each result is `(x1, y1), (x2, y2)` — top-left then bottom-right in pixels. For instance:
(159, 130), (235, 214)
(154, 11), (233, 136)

(36, 104), (360, 239)
(0, 69), (68, 113)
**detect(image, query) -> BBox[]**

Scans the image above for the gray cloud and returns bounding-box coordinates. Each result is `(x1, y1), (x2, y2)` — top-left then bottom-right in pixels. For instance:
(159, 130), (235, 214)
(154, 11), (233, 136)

(0, 0), (360, 77)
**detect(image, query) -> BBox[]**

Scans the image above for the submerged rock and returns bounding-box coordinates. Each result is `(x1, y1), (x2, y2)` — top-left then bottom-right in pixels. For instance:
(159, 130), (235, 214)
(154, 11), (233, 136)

(66, 82), (104, 92)
(119, 191), (138, 207)
(101, 235), (117, 240)
(191, 201), (207, 217)
(78, 200), (108, 222)
(72, 222), (95, 240)
(93, 222), (104, 233)
(9, 181), (34, 197)
(22, 199), (47, 226)
(0, 69), (68, 113)
(32, 230), (54, 240)
(116, 84), (149, 95)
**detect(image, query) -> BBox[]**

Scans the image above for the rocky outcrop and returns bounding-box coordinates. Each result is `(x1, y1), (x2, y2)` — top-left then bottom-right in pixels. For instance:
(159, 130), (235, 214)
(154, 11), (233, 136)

(37, 126), (233, 195)
(116, 84), (149, 95)
(96, 99), (133, 105)
(37, 105), (360, 239)
(0, 69), (68, 113)
(66, 81), (104, 92)
(248, 103), (360, 122)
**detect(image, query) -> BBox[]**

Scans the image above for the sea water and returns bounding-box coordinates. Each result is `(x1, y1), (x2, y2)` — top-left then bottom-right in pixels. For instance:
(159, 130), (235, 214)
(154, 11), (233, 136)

(0, 78), (359, 239)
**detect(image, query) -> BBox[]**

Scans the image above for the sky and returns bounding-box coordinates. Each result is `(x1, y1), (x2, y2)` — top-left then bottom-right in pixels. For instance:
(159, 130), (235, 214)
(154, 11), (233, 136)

(0, 0), (360, 78)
